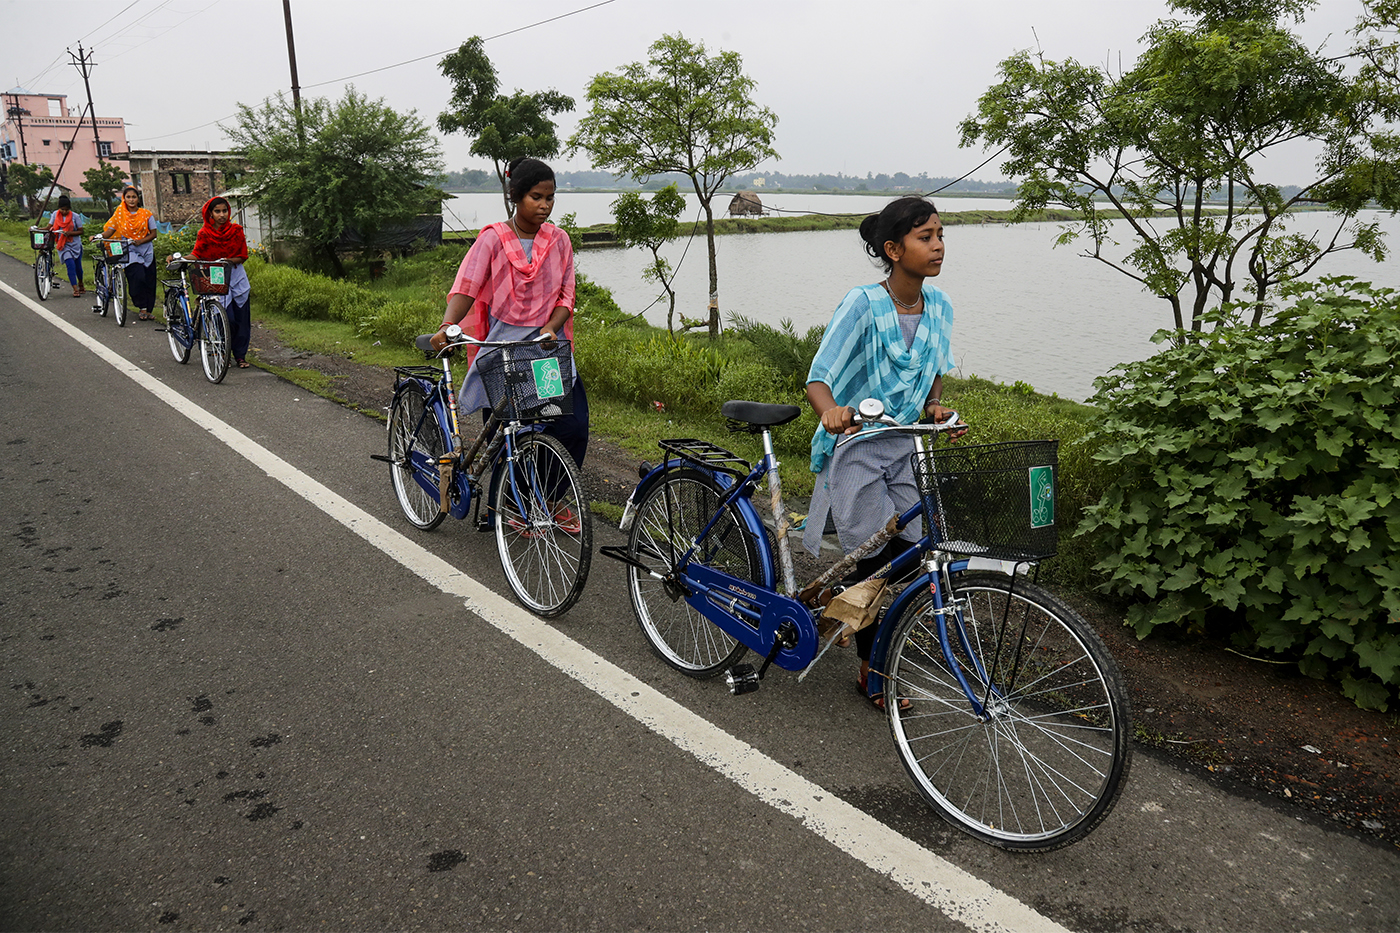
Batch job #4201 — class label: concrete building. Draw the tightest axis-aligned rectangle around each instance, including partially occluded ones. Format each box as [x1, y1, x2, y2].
[124, 149, 252, 226]
[2, 88, 131, 198]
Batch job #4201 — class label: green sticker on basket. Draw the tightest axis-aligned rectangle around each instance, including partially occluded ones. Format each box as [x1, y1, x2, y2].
[1029, 465, 1055, 528]
[531, 357, 565, 399]
[33, 232, 44, 247]
[209, 265, 225, 285]
[110, 240, 123, 256]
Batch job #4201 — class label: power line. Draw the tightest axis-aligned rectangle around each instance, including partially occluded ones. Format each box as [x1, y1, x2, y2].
[301, 0, 620, 90]
[133, 0, 621, 146]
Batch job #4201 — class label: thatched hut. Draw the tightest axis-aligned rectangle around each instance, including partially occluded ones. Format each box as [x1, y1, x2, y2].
[727, 191, 764, 216]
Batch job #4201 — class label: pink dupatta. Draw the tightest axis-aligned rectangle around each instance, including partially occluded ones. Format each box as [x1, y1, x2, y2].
[449, 222, 575, 362]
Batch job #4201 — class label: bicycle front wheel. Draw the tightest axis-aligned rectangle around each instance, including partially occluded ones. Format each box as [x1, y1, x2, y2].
[110, 267, 127, 326]
[884, 572, 1131, 851]
[94, 265, 108, 316]
[165, 289, 191, 363]
[387, 385, 448, 531]
[35, 252, 52, 301]
[199, 299, 230, 383]
[491, 432, 592, 617]
[625, 469, 757, 677]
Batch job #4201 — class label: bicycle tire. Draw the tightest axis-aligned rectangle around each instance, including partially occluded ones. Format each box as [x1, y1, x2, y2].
[35, 252, 52, 301]
[199, 299, 230, 383]
[165, 289, 191, 363]
[94, 264, 108, 316]
[884, 572, 1131, 851]
[491, 432, 592, 617]
[625, 468, 757, 677]
[387, 385, 448, 531]
[111, 267, 127, 326]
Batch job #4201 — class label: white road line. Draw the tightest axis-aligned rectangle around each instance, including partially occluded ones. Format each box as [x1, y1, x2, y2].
[7, 278, 1069, 933]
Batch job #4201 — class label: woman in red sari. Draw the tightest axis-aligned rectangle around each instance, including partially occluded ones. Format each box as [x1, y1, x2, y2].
[430, 157, 588, 471]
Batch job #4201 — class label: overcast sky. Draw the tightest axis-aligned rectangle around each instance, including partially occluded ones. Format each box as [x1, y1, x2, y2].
[4, 0, 1377, 184]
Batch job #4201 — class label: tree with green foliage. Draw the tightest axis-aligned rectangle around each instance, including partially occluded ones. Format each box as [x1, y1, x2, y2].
[225, 87, 443, 277]
[8, 163, 55, 216]
[437, 37, 574, 218]
[570, 33, 779, 337]
[610, 185, 685, 333]
[82, 162, 128, 212]
[1079, 279, 1400, 710]
[960, 0, 1400, 337]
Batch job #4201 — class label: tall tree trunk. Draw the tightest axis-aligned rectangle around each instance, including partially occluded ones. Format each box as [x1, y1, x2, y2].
[702, 200, 719, 337]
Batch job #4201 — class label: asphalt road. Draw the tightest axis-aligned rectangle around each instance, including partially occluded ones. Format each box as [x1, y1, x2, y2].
[2, 256, 1397, 933]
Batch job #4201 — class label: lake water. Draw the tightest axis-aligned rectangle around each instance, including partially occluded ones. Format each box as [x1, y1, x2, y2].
[444, 192, 1400, 402]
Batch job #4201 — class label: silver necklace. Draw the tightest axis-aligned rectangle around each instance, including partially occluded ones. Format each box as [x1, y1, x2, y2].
[885, 278, 922, 310]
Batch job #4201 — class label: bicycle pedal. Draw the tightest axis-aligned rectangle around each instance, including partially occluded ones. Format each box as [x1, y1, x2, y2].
[725, 663, 760, 696]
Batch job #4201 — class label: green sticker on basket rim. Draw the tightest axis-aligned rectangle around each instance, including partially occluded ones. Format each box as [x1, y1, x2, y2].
[32, 232, 44, 247]
[209, 265, 225, 285]
[531, 357, 565, 399]
[109, 240, 123, 256]
[1029, 465, 1055, 528]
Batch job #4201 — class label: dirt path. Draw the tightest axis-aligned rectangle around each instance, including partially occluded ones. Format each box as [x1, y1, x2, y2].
[247, 320, 1399, 851]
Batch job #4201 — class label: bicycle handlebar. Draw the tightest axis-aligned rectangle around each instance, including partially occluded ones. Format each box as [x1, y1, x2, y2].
[417, 322, 561, 359]
[835, 398, 966, 449]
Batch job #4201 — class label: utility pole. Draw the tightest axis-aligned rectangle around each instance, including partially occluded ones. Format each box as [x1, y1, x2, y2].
[69, 44, 105, 165]
[5, 93, 30, 164]
[283, 0, 303, 134]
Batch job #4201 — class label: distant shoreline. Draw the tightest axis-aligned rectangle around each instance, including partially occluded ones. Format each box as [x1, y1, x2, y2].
[442, 205, 1141, 247]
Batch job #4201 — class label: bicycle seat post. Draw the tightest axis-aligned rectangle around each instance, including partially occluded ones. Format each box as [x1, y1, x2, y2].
[759, 425, 798, 597]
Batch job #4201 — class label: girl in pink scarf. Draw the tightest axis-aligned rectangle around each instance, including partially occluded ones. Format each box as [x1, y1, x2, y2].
[433, 157, 588, 468]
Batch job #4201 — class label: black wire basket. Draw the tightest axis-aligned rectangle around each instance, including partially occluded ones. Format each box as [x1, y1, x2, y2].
[913, 439, 1060, 562]
[476, 340, 574, 422]
[29, 227, 53, 250]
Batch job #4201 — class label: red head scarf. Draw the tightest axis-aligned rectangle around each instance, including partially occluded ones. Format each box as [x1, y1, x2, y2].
[192, 197, 248, 262]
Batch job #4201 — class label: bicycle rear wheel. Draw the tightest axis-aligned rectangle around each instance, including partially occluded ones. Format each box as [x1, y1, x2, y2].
[491, 432, 592, 617]
[35, 252, 52, 301]
[884, 573, 1131, 850]
[387, 385, 448, 531]
[199, 299, 230, 383]
[110, 267, 128, 326]
[165, 289, 191, 363]
[625, 468, 757, 677]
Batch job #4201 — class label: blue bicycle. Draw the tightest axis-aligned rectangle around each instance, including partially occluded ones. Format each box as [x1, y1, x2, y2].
[603, 398, 1131, 850]
[380, 325, 592, 617]
[91, 236, 128, 326]
[161, 254, 232, 384]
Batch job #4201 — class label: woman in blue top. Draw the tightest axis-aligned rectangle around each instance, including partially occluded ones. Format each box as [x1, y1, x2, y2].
[804, 196, 960, 708]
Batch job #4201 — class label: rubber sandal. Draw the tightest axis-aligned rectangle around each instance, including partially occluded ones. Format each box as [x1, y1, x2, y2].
[138, 311, 154, 321]
[857, 675, 911, 712]
[552, 505, 582, 535]
[237, 359, 250, 368]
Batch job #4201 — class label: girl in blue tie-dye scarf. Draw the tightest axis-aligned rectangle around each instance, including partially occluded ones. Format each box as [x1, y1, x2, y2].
[804, 196, 962, 708]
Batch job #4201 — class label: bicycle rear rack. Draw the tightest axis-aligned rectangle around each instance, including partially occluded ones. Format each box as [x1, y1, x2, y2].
[657, 438, 750, 478]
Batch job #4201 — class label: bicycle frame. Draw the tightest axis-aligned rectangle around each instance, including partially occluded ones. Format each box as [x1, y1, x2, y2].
[390, 354, 542, 528]
[617, 419, 1031, 703]
[164, 271, 197, 349]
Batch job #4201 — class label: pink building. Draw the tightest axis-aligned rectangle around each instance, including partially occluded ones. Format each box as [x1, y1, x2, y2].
[2, 87, 131, 199]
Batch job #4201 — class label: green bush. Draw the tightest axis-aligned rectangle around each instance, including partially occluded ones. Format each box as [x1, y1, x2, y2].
[354, 298, 441, 346]
[1078, 278, 1400, 710]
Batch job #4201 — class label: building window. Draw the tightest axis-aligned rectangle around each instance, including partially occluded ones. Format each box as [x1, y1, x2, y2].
[97, 141, 112, 157]
[61, 140, 72, 151]
[41, 139, 51, 147]
[171, 173, 192, 194]
[48, 99, 62, 117]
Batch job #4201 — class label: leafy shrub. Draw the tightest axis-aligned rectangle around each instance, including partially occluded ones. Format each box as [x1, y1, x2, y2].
[1078, 278, 1400, 710]
[354, 298, 441, 346]
[725, 314, 826, 390]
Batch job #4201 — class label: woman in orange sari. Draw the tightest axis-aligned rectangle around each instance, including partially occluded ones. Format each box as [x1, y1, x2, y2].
[101, 185, 158, 320]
